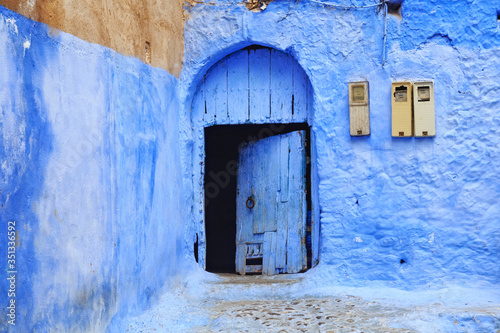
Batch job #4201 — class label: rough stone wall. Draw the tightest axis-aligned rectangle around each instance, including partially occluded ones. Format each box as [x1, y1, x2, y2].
[180, 0, 500, 289]
[0, 7, 185, 331]
[0, 0, 184, 76]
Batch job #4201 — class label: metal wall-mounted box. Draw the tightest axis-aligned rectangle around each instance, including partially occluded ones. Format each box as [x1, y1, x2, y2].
[348, 81, 370, 136]
[413, 81, 435, 137]
[391, 82, 413, 137]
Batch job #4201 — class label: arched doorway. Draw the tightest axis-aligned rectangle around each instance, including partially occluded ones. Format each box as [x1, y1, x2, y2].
[191, 45, 318, 275]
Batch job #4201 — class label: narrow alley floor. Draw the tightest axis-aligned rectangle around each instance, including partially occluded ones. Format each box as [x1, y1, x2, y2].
[124, 271, 500, 332]
[200, 295, 415, 332]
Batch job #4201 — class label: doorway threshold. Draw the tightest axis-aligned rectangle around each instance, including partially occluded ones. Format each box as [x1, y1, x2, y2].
[211, 272, 304, 285]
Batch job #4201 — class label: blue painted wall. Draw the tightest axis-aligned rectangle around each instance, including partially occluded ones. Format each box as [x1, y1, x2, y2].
[180, 0, 500, 289]
[0, 6, 185, 332]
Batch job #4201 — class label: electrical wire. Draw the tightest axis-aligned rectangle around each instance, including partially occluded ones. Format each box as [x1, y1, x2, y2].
[189, 0, 234, 5]
[278, 0, 300, 22]
[190, 0, 388, 8]
[308, 0, 387, 9]
[382, 0, 388, 66]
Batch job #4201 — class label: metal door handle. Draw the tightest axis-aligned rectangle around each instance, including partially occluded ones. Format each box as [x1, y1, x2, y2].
[246, 195, 255, 209]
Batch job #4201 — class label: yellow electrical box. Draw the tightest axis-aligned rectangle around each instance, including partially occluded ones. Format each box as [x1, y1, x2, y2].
[413, 81, 435, 137]
[391, 82, 413, 137]
[348, 81, 370, 136]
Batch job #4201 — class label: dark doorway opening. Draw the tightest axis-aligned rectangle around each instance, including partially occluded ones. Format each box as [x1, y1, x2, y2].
[204, 123, 311, 273]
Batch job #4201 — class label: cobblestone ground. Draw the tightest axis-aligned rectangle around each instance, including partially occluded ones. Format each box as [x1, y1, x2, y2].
[125, 274, 500, 333]
[201, 297, 415, 332]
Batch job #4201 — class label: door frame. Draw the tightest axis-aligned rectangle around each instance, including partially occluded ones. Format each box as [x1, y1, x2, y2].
[189, 46, 320, 272]
[195, 123, 320, 272]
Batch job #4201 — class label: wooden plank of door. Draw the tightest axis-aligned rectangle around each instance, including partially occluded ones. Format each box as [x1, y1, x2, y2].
[310, 130, 320, 267]
[276, 200, 288, 269]
[252, 139, 265, 234]
[249, 48, 271, 122]
[227, 49, 249, 124]
[252, 135, 278, 234]
[286, 130, 307, 273]
[237, 141, 266, 276]
[263, 232, 277, 275]
[276, 137, 290, 269]
[215, 60, 229, 123]
[245, 265, 263, 274]
[204, 60, 226, 124]
[236, 142, 254, 245]
[280, 137, 290, 202]
[292, 62, 308, 122]
[192, 77, 205, 124]
[270, 49, 293, 123]
[236, 244, 246, 275]
[307, 77, 313, 123]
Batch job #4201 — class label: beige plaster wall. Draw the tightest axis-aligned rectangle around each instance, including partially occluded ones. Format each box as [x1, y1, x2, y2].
[1, 0, 184, 76]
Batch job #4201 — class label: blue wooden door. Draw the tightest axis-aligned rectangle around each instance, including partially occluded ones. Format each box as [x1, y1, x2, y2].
[236, 130, 307, 275]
